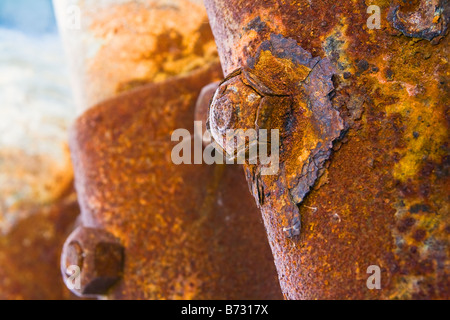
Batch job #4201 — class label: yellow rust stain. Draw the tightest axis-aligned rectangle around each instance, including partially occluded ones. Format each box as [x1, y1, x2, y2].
[369, 78, 447, 182]
[253, 50, 312, 84]
[322, 19, 352, 70]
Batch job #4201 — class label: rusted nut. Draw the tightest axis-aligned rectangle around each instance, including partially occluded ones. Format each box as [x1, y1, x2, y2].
[61, 226, 124, 297]
[208, 69, 266, 158]
[195, 81, 220, 147]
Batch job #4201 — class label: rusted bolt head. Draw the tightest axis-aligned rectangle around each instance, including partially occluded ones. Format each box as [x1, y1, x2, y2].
[208, 70, 262, 158]
[61, 226, 124, 297]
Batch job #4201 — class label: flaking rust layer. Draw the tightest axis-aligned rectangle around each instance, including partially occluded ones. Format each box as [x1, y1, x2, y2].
[205, 0, 449, 299]
[208, 34, 344, 237]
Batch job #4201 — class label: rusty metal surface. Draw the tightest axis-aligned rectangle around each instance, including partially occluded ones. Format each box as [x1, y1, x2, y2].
[54, 0, 282, 299]
[0, 190, 79, 299]
[54, 0, 219, 113]
[62, 226, 124, 297]
[389, 0, 449, 41]
[205, 0, 449, 299]
[207, 36, 344, 238]
[67, 64, 282, 299]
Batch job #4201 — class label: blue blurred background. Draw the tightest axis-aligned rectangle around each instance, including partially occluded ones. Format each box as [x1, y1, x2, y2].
[0, 0, 57, 34]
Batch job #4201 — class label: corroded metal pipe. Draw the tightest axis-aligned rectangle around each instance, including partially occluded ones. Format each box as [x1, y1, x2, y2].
[56, 0, 282, 299]
[205, 0, 449, 299]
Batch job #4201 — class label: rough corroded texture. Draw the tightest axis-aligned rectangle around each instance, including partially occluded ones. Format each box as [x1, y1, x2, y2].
[0, 190, 80, 299]
[69, 65, 282, 299]
[389, 0, 449, 41]
[207, 35, 344, 238]
[56, 0, 282, 299]
[205, 0, 449, 299]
